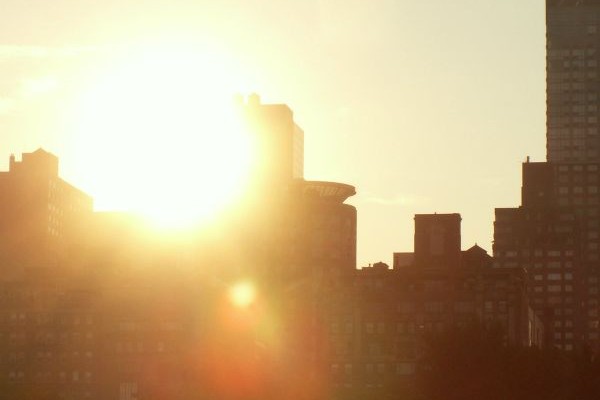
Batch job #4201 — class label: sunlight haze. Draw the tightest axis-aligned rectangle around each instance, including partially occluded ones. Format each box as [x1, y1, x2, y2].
[70, 42, 254, 227]
[0, 0, 546, 266]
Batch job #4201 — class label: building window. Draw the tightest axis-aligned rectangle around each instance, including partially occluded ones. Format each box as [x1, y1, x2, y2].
[484, 301, 493, 313]
[565, 273, 573, 280]
[548, 285, 562, 293]
[344, 364, 352, 375]
[424, 302, 444, 313]
[396, 363, 415, 376]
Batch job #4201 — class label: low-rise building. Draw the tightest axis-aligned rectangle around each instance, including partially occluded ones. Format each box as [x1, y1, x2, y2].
[324, 214, 542, 398]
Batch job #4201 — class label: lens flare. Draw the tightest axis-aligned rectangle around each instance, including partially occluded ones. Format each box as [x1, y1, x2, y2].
[229, 281, 256, 308]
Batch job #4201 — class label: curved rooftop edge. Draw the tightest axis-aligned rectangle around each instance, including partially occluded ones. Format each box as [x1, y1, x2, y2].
[296, 180, 356, 203]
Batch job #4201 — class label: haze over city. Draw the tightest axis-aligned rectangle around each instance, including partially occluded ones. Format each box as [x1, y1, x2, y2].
[3, 1, 600, 399]
[0, 1, 547, 267]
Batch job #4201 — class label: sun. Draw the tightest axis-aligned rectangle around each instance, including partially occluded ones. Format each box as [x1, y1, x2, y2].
[71, 42, 255, 228]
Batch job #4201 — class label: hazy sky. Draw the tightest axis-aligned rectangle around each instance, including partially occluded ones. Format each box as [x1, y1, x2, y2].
[0, 0, 547, 267]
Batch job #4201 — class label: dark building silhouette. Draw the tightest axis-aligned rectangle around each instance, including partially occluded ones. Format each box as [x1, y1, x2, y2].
[494, 0, 600, 352]
[495, 161, 599, 352]
[325, 214, 541, 399]
[269, 180, 357, 279]
[0, 149, 93, 263]
[0, 268, 102, 399]
[414, 213, 462, 269]
[546, 0, 600, 163]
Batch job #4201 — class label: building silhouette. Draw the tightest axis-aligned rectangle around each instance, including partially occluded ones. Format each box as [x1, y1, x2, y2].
[0, 96, 360, 399]
[0, 149, 93, 263]
[546, 0, 600, 163]
[494, 0, 600, 352]
[9, 5, 600, 388]
[413, 213, 462, 270]
[325, 213, 541, 399]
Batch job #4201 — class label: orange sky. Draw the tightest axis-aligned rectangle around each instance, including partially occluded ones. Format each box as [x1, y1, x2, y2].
[0, 1, 547, 267]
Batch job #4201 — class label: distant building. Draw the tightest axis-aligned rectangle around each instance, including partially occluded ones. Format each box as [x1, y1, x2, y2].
[0, 98, 357, 400]
[237, 94, 304, 187]
[494, 161, 599, 351]
[546, 0, 600, 163]
[493, 0, 600, 352]
[284, 180, 357, 276]
[0, 149, 93, 262]
[414, 213, 462, 269]
[226, 97, 356, 281]
[325, 214, 541, 398]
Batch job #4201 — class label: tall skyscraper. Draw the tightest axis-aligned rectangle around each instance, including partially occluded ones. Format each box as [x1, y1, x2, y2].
[494, 0, 600, 352]
[546, 0, 600, 163]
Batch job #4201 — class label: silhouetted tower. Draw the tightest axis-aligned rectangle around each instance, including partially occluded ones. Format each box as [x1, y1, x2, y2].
[239, 94, 304, 187]
[0, 149, 93, 262]
[414, 213, 462, 269]
[494, 0, 600, 352]
[546, 0, 600, 163]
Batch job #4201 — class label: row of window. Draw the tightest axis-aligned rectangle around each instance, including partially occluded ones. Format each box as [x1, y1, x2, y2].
[330, 362, 415, 376]
[503, 249, 574, 257]
[549, 72, 599, 82]
[549, 115, 599, 124]
[558, 185, 599, 194]
[558, 197, 600, 207]
[550, 127, 599, 137]
[0, 313, 95, 325]
[536, 272, 574, 280]
[116, 342, 166, 353]
[533, 284, 573, 293]
[549, 59, 599, 68]
[548, 47, 597, 58]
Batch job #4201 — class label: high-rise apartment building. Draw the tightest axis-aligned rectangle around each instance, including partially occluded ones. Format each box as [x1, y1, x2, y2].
[494, 161, 599, 351]
[494, 0, 600, 352]
[546, 0, 600, 163]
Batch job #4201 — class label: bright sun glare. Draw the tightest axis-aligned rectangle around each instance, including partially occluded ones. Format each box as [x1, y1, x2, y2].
[229, 281, 256, 308]
[73, 42, 254, 229]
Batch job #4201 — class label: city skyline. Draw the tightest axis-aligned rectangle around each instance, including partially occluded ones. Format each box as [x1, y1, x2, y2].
[2, 2, 600, 398]
[0, 1, 547, 267]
